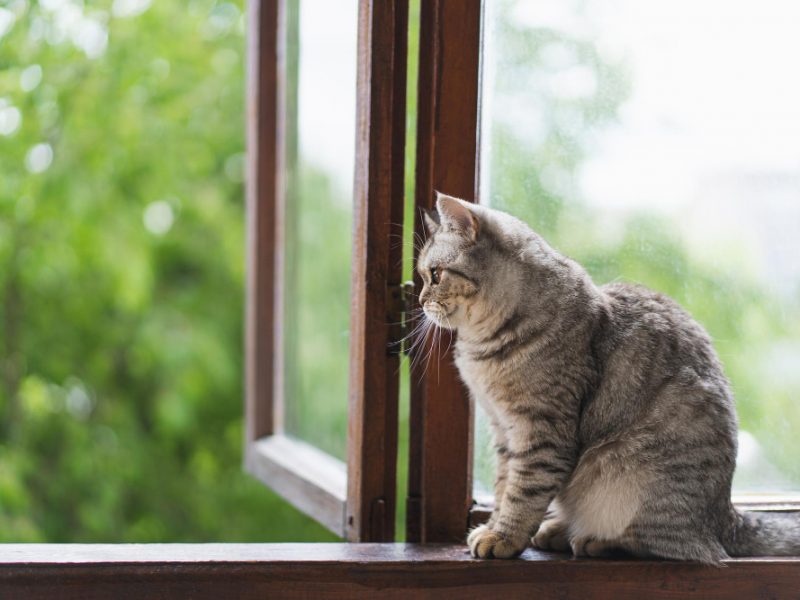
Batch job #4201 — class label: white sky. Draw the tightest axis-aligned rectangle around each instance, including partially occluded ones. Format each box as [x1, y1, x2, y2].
[296, 0, 800, 282]
[296, 0, 358, 199]
[481, 0, 800, 291]
[508, 0, 800, 212]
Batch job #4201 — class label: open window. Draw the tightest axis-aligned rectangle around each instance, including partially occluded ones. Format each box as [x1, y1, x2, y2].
[2, 0, 800, 597]
[243, 0, 800, 545]
[244, 0, 408, 541]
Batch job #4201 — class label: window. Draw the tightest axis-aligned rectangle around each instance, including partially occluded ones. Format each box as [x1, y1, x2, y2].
[245, 0, 800, 542]
[244, 0, 408, 541]
[1, 0, 799, 596]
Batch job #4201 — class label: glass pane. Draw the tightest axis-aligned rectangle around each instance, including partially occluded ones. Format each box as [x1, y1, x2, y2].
[394, 0, 422, 540]
[282, 0, 358, 460]
[477, 0, 800, 496]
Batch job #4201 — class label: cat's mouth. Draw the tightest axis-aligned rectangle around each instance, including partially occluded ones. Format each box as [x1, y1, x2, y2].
[423, 301, 455, 329]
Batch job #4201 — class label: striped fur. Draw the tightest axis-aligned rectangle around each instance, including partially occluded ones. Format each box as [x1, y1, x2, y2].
[418, 193, 800, 564]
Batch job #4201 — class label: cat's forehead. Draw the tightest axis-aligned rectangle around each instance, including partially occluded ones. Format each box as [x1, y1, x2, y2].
[419, 232, 465, 268]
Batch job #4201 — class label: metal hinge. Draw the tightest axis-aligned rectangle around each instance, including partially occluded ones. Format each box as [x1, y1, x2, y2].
[387, 281, 415, 356]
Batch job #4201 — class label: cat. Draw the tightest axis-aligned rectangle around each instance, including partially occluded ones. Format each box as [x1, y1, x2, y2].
[416, 191, 800, 563]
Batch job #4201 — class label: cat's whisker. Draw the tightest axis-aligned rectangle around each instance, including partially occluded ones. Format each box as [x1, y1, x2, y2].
[436, 322, 443, 385]
[395, 319, 429, 375]
[442, 314, 454, 357]
[396, 320, 430, 347]
[387, 310, 423, 328]
[406, 318, 432, 367]
[415, 321, 436, 380]
[423, 320, 443, 383]
[418, 208, 431, 244]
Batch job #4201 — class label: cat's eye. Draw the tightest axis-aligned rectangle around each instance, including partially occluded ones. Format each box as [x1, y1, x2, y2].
[430, 268, 440, 284]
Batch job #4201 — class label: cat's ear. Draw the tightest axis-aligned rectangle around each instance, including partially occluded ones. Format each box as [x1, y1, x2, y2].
[436, 191, 479, 241]
[422, 208, 440, 236]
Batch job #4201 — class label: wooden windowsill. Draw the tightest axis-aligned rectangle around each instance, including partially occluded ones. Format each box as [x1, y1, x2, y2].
[1, 543, 799, 599]
[245, 434, 347, 537]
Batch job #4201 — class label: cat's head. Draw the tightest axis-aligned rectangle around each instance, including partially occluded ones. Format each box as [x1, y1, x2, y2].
[417, 192, 535, 334]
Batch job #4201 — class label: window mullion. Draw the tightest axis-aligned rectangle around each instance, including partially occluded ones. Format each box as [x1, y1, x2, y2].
[406, 0, 483, 543]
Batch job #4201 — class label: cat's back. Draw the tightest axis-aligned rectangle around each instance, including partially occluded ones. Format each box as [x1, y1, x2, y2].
[575, 281, 735, 450]
[595, 280, 729, 400]
[600, 281, 713, 352]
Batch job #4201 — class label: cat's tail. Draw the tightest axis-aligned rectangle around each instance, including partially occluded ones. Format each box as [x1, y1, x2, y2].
[724, 509, 800, 556]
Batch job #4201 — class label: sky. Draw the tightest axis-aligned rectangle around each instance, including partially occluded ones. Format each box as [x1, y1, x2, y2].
[296, 0, 358, 201]
[295, 0, 800, 290]
[480, 0, 800, 292]
[570, 0, 800, 211]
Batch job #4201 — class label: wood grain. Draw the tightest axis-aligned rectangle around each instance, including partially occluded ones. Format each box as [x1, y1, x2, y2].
[346, 0, 409, 542]
[407, 0, 482, 543]
[2, 544, 799, 599]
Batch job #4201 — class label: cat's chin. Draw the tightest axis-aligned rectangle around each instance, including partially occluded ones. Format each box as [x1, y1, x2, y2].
[422, 309, 456, 330]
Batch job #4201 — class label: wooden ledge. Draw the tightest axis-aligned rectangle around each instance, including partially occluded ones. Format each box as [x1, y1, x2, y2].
[1, 543, 799, 599]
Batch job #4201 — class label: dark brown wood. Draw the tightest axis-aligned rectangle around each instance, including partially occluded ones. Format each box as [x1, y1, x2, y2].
[407, 0, 482, 543]
[346, 0, 409, 542]
[245, 0, 279, 445]
[246, 435, 346, 535]
[2, 544, 799, 600]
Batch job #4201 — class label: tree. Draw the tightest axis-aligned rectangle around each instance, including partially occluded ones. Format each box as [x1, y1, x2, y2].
[0, 0, 333, 542]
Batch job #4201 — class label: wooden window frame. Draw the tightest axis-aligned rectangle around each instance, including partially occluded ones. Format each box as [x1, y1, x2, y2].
[244, 0, 408, 542]
[405, 0, 482, 543]
[3, 544, 799, 598]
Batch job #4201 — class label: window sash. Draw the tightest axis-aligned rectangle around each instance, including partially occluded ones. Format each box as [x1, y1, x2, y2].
[244, 0, 408, 541]
[406, 0, 482, 543]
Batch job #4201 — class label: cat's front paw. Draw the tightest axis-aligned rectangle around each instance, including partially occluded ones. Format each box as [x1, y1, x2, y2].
[467, 524, 526, 559]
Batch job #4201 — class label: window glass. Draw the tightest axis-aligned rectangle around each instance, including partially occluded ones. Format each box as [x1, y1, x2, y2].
[282, 0, 358, 460]
[476, 0, 800, 497]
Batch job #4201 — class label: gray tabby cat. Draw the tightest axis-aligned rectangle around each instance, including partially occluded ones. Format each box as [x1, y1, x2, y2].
[417, 192, 800, 564]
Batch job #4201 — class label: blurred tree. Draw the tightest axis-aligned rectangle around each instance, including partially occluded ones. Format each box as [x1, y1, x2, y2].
[0, 0, 334, 541]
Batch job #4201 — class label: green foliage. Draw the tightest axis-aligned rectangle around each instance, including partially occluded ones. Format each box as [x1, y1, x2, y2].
[1, 0, 334, 541]
[283, 165, 352, 460]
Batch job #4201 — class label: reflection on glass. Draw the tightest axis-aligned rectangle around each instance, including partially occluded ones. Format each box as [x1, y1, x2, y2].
[282, 0, 358, 460]
[476, 0, 800, 496]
